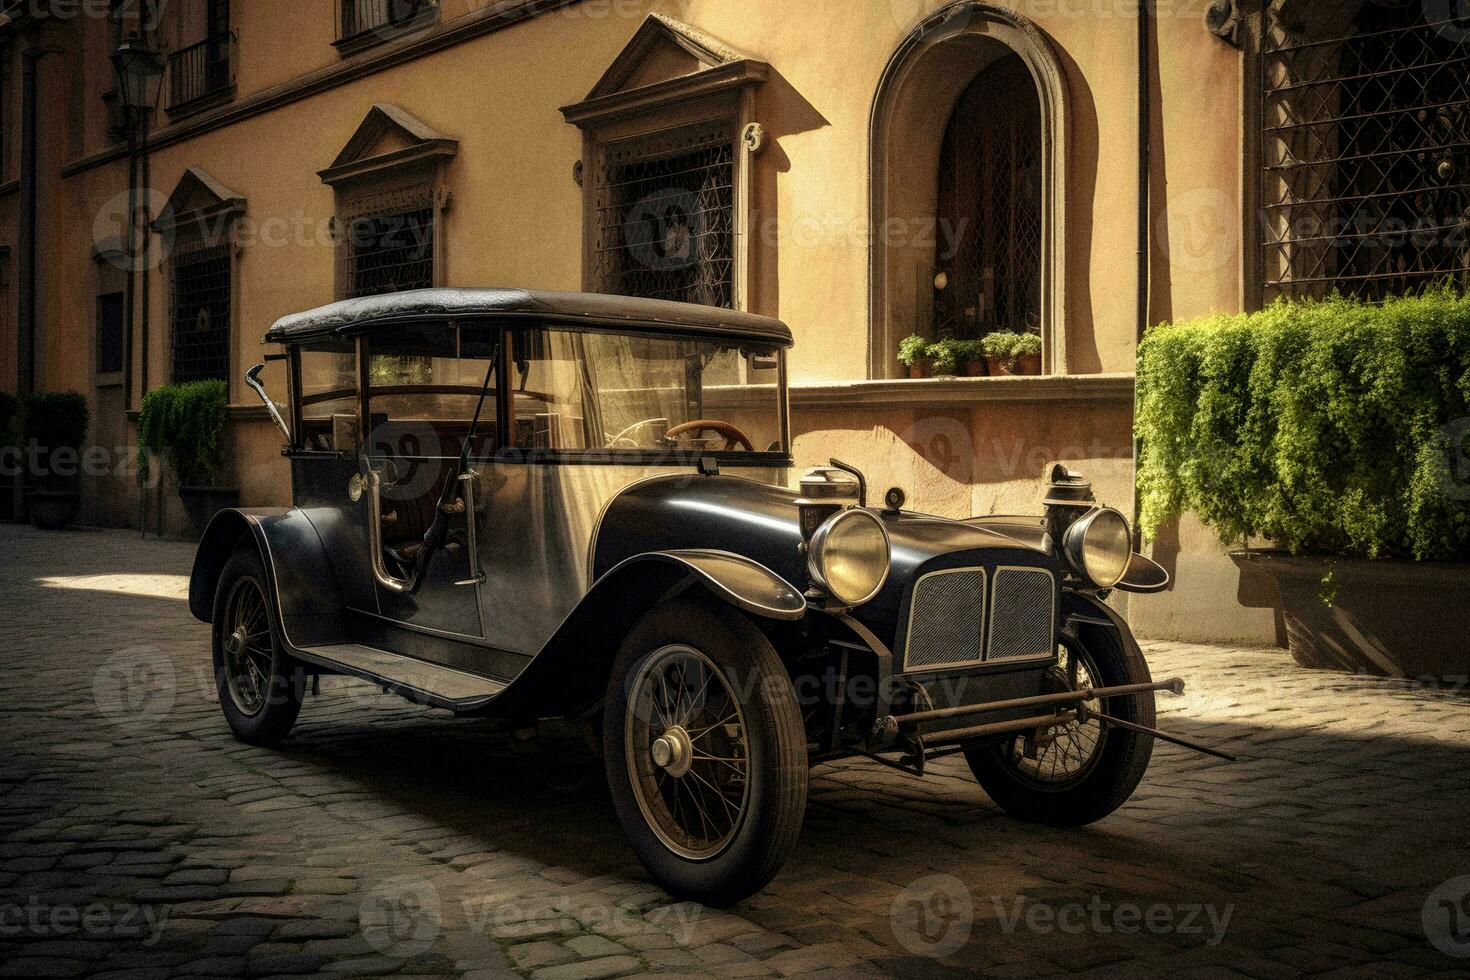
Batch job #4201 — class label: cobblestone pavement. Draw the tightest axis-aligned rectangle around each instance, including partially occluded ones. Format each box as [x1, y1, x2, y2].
[3, 525, 1470, 979]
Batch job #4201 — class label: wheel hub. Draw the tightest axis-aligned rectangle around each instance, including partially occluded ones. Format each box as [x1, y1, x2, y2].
[650, 725, 693, 778]
[225, 626, 249, 658]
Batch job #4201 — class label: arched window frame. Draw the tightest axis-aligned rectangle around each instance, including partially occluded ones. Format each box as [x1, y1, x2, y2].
[869, 1, 1069, 379]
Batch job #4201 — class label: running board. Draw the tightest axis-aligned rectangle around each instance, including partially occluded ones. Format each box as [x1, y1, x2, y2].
[291, 642, 508, 713]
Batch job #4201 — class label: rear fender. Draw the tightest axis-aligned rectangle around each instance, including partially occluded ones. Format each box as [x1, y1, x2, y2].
[490, 550, 805, 718]
[189, 508, 347, 648]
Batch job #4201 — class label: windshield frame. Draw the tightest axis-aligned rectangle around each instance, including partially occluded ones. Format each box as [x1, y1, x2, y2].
[288, 317, 793, 467]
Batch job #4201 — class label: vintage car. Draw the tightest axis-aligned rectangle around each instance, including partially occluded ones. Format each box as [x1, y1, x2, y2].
[189, 288, 1196, 904]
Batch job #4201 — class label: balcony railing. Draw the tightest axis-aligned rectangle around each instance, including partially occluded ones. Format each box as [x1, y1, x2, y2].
[339, 0, 437, 45]
[167, 31, 235, 113]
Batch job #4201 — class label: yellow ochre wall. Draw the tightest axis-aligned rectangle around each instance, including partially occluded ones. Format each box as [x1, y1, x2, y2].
[3, 1, 1268, 643]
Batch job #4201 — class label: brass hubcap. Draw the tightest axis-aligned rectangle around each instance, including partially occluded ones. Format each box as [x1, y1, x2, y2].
[651, 726, 694, 778]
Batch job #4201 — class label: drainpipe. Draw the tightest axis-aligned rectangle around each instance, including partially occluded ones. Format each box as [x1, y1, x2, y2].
[1131, 1, 1151, 552]
[14, 44, 40, 522]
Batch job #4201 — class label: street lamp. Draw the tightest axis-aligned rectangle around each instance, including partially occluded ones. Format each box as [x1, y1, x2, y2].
[110, 33, 165, 120]
[110, 33, 164, 537]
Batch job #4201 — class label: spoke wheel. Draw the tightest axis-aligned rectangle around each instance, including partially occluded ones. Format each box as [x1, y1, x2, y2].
[963, 617, 1156, 827]
[222, 575, 277, 718]
[212, 546, 305, 746]
[624, 644, 751, 861]
[1003, 646, 1106, 790]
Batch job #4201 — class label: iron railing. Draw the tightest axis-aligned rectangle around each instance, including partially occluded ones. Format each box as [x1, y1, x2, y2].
[594, 122, 736, 309]
[167, 31, 234, 111]
[339, 0, 436, 42]
[171, 243, 232, 384]
[1262, 5, 1470, 301]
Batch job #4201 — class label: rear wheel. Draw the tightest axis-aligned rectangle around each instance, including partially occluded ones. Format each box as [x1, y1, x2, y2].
[964, 624, 1155, 826]
[212, 546, 306, 746]
[604, 598, 807, 905]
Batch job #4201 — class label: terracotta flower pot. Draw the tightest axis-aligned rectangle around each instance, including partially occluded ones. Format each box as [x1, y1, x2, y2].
[907, 362, 932, 379]
[983, 355, 1013, 377]
[961, 359, 988, 377]
[1015, 353, 1042, 375]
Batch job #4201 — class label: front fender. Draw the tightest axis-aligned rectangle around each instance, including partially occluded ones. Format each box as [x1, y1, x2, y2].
[190, 508, 347, 648]
[487, 550, 804, 719]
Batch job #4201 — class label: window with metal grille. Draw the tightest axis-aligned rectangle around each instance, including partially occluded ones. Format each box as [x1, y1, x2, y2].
[170, 244, 231, 383]
[594, 123, 735, 309]
[935, 53, 1043, 337]
[340, 0, 435, 41]
[347, 208, 435, 299]
[96, 292, 124, 375]
[1262, 3, 1470, 301]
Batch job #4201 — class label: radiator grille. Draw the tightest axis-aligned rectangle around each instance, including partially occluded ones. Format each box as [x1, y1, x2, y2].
[987, 567, 1056, 662]
[903, 568, 985, 671]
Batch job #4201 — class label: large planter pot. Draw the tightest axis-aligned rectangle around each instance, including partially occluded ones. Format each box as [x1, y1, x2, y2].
[179, 486, 240, 538]
[1234, 551, 1470, 679]
[26, 490, 81, 530]
[961, 359, 988, 377]
[906, 362, 932, 379]
[1015, 353, 1042, 375]
[983, 355, 1013, 376]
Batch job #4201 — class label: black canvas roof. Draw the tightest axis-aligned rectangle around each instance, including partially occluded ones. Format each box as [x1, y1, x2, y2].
[265, 288, 794, 347]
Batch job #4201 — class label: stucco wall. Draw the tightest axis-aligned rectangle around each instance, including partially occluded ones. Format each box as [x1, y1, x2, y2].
[3, 1, 1276, 646]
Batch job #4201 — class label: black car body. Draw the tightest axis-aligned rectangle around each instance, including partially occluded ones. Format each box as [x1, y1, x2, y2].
[190, 288, 1177, 903]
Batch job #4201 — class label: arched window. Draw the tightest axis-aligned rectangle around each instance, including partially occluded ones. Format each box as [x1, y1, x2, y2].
[934, 54, 1043, 339]
[870, 2, 1066, 379]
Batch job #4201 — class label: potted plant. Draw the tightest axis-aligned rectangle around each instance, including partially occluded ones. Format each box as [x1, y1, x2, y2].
[1136, 289, 1470, 679]
[897, 334, 932, 378]
[952, 339, 987, 377]
[138, 380, 237, 538]
[928, 338, 959, 377]
[981, 331, 1019, 375]
[22, 391, 90, 530]
[1013, 332, 1043, 375]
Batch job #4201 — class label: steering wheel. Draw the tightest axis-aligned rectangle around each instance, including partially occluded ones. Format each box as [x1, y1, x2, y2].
[663, 420, 755, 452]
[609, 417, 669, 449]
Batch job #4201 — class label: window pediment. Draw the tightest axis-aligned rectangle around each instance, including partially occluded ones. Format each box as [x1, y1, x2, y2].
[562, 14, 767, 129]
[152, 167, 247, 238]
[318, 104, 459, 188]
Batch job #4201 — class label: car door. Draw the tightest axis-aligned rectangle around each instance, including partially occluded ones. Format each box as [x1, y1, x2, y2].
[361, 323, 496, 640]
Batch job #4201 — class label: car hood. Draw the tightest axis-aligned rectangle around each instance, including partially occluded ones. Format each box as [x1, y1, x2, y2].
[592, 475, 1058, 649]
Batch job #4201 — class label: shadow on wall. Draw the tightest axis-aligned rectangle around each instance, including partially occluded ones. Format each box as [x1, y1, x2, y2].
[751, 68, 830, 323]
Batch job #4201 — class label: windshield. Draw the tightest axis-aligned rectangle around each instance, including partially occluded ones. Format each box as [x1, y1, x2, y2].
[508, 327, 785, 455]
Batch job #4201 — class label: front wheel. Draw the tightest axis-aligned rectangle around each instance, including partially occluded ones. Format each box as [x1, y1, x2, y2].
[603, 598, 808, 906]
[964, 623, 1155, 827]
[212, 546, 306, 746]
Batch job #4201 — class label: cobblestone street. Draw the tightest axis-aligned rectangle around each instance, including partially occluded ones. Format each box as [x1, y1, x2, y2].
[2, 524, 1469, 978]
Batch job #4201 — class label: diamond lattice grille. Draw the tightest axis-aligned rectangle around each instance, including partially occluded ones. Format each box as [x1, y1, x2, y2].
[1262, 4, 1470, 301]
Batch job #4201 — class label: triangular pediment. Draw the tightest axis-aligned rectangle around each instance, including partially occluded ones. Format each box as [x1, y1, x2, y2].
[166, 167, 246, 218]
[584, 13, 752, 101]
[324, 104, 455, 173]
[152, 167, 246, 236]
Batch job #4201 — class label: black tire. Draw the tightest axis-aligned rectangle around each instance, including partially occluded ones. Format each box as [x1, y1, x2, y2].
[603, 597, 807, 906]
[212, 545, 306, 746]
[964, 623, 1155, 827]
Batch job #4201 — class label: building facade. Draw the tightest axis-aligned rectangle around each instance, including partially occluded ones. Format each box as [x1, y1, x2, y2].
[1, 0, 1466, 645]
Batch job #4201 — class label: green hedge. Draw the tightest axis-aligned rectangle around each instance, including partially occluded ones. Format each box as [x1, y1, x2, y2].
[1136, 289, 1470, 561]
[23, 391, 90, 452]
[137, 381, 229, 488]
